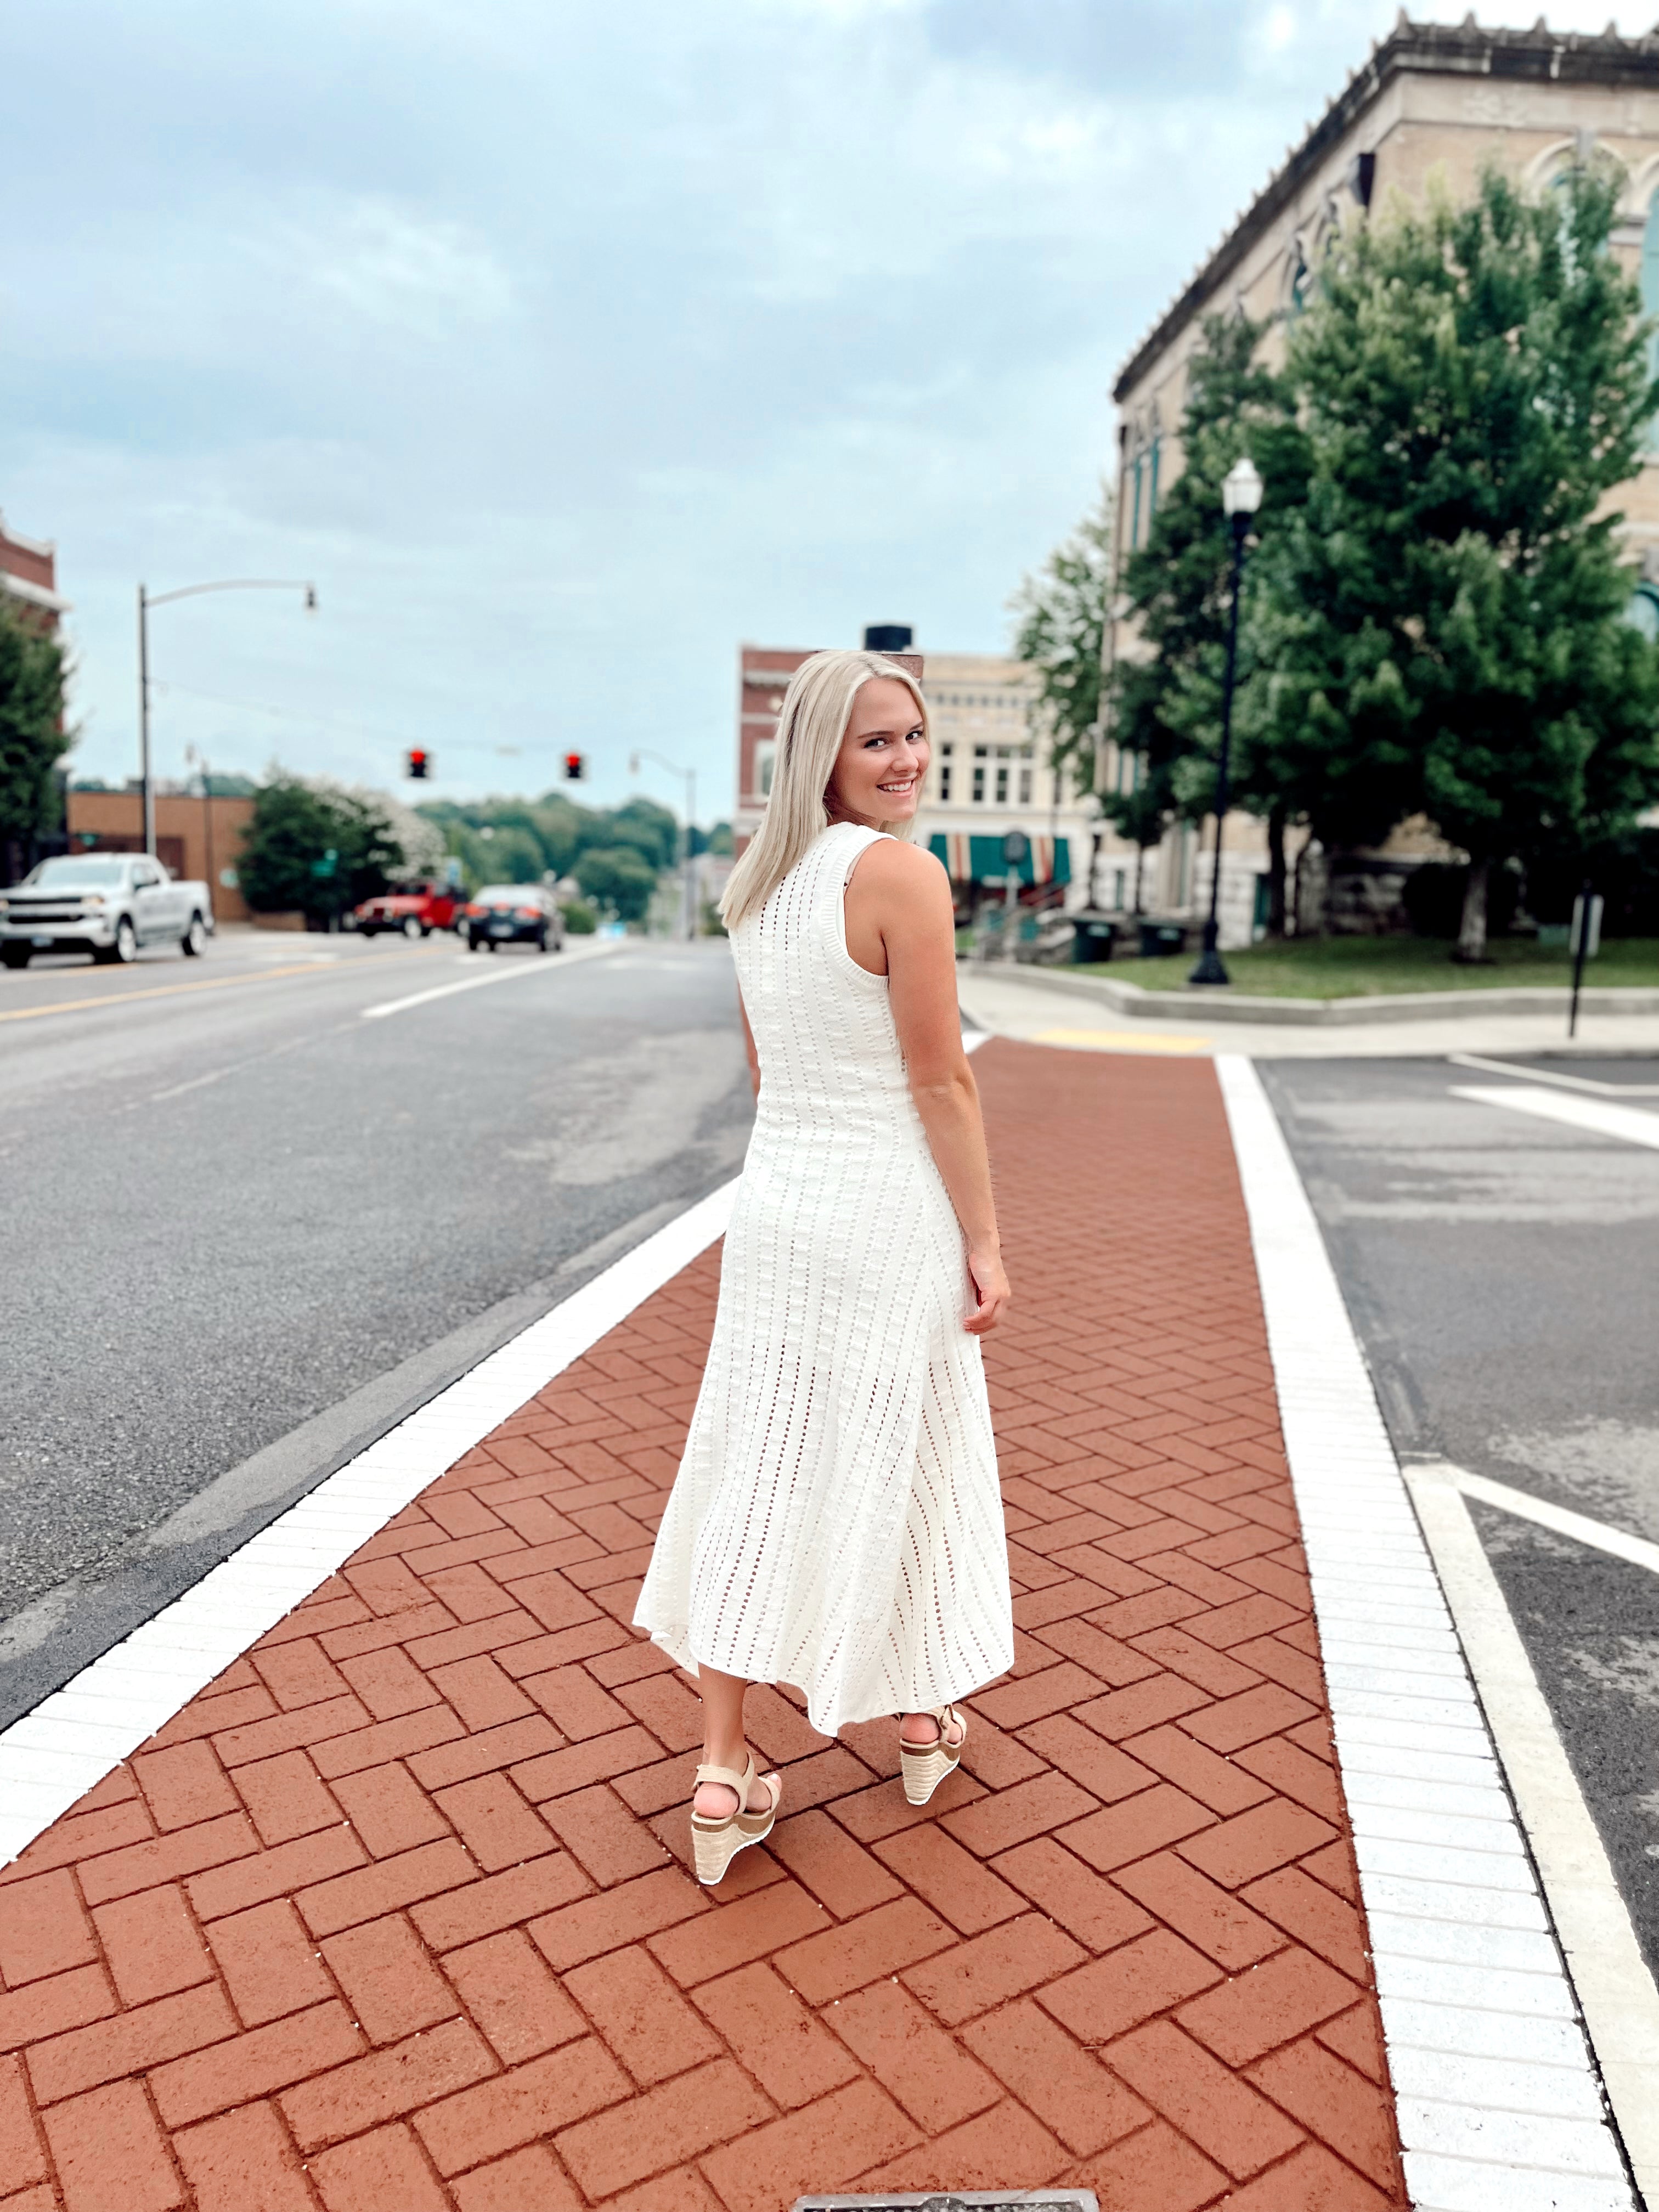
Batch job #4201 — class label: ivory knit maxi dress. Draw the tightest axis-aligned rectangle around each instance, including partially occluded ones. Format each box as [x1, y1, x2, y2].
[635, 821, 1013, 1736]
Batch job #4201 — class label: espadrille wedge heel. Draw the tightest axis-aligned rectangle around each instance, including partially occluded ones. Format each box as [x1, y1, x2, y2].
[899, 1705, 967, 1807]
[690, 1754, 781, 1886]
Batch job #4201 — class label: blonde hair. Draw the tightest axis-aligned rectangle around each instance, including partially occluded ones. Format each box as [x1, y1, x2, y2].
[720, 649, 928, 932]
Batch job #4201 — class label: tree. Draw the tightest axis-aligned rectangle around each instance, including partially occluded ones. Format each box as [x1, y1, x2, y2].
[1255, 163, 1659, 957]
[1112, 313, 1310, 928]
[573, 844, 657, 921]
[238, 777, 408, 921]
[1010, 481, 1115, 795]
[0, 600, 69, 847]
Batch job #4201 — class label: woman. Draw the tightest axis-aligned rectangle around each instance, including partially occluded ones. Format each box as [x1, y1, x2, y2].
[634, 648, 1013, 1885]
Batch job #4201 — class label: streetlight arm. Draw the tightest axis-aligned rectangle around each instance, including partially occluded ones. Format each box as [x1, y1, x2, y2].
[145, 579, 317, 610]
[630, 747, 689, 779]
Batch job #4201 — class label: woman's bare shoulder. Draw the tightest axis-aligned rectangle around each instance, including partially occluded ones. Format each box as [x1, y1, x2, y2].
[849, 836, 950, 901]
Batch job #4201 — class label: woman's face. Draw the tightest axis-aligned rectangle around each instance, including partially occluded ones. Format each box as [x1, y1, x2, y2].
[825, 678, 930, 829]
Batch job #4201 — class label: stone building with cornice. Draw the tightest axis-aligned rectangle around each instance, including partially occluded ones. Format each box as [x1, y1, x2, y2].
[1100, 14, 1659, 939]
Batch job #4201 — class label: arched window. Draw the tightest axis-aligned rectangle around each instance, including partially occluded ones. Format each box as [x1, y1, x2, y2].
[1626, 581, 1659, 640]
[1641, 189, 1659, 450]
[1287, 240, 1311, 319]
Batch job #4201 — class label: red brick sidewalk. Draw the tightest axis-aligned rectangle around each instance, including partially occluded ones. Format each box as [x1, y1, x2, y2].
[0, 1043, 1406, 2212]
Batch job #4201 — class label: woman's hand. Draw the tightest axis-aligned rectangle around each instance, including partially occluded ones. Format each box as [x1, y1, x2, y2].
[965, 1244, 1009, 1335]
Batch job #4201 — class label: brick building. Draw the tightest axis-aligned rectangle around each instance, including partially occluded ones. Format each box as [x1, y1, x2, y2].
[0, 510, 67, 635]
[1102, 14, 1659, 939]
[66, 789, 257, 922]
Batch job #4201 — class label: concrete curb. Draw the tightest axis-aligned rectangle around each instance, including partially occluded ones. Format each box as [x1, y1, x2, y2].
[975, 961, 1659, 1029]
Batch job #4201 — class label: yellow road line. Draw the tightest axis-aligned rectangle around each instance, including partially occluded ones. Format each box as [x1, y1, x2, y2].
[0, 953, 433, 1024]
[1031, 1027, 1213, 1055]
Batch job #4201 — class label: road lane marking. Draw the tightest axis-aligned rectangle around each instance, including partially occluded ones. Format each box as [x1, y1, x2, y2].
[149, 1067, 237, 1102]
[1404, 1462, 1659, 2209]
[1449, 1053, 1659, 1098]
[1431, 1462, 1659, 1578]
[1451, 1084, 1659, 1150]
[0, 952, 435, 1024]
[1217, 1056, 1641, 2210]
[0, 1176, 738, 1870]
[359, 938, 618, 1019]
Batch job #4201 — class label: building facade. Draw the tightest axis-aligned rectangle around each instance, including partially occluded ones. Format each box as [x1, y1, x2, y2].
[733, 641, 1094, 916]
[0, 511, 67, 635]
[913, 652, 1093, 910]
[1104, 15, 1659, 938]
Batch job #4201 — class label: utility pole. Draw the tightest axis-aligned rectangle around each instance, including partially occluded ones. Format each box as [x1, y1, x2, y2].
[185, 745, 216, 918]
[630, 751, 698, 941]
[138, 586, 154, 857]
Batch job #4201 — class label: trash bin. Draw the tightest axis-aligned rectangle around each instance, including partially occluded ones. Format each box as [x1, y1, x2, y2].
[1072, 918, 1115, 964]
[1137, 921, 1187, 959]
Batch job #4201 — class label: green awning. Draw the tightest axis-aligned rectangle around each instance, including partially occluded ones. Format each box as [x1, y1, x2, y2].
[930, 832, 1069, 886]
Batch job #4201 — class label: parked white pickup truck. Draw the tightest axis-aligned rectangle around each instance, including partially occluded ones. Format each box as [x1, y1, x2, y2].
[0, 854, 213, 968]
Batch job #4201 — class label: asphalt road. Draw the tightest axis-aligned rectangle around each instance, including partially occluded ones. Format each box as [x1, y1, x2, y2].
[1261, 1053, 1659, 1984]
[0, 928, 752, 1722]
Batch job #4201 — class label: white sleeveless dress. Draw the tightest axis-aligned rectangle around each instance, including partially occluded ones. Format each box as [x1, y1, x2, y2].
[635, 822, 1013, 1736]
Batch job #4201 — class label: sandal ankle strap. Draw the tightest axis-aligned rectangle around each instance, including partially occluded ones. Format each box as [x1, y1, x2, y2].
[695, 1755, 754, 1795]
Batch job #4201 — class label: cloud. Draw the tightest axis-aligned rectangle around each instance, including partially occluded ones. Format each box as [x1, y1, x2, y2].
[7, 0, 1653, 809]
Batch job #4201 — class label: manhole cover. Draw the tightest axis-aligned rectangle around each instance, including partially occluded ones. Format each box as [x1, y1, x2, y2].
[792, 2195, 1099, 2211]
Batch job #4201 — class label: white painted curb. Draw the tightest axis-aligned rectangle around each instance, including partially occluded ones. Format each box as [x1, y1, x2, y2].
[1216, 1056, 1637, 2212]
[0, 1177, 739, 1872]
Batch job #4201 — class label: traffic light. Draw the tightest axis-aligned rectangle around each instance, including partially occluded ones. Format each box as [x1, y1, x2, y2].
[564, 753, 585, 781]
[407, 749, 430, 780]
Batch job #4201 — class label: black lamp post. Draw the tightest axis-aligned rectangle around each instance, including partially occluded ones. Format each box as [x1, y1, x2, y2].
[1189, 456, 1263, 987]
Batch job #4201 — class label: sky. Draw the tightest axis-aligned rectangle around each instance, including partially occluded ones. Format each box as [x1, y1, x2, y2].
[6, 1, 1656, 819]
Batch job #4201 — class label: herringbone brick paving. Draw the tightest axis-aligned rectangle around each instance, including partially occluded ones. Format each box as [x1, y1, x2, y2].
[0, 1043, 1406, 2211]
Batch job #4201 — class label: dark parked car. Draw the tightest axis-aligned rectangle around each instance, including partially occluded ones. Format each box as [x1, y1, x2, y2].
[463, 884, 565, 952]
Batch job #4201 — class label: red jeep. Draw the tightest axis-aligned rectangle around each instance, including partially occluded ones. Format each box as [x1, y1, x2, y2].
[351, 883, 465, 938]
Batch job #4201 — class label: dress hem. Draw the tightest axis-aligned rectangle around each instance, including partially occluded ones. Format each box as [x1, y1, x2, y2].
[636, 1615, 1013, 1741]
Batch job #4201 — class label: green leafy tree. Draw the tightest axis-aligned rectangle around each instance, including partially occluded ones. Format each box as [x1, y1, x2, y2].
[0, 601, 69, 845]
[1113, 313, 1309, 928]
[1010, 481, 1115, 794]
[238, 778, 407, 921]
[1254, 163, 1659, 957]
[573, 843, 657, 921]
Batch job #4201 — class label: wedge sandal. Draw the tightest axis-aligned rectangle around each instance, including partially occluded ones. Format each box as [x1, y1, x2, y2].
[899, 1704, 967, 1807]
[690, 1754, 782, 1887]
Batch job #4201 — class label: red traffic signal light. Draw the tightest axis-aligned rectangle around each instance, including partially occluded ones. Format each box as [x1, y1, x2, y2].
[407, 749, 430, 780]
[564, 753, 585, 781]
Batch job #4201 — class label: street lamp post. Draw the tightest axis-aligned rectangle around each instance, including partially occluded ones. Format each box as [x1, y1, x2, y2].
[138, 579, 316, 856]
[1188, 457, 1263, 988]
[629, 750, 697, 940]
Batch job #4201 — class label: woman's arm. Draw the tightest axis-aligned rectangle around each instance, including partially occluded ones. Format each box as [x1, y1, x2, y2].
[845, 840, 1009, 1335]
[738, 993, 760, 1101]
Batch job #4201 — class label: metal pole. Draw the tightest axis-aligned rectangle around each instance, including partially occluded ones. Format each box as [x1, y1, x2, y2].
[1189, 513, 1246, 986]
[138, 584, 155, 856]
[201, 757, 216, 921]
[685, 769, 696, 941]
[1568, 876, 1593, 1039]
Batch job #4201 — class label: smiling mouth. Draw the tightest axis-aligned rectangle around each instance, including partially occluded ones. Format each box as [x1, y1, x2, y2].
[877, 777, 917, 794]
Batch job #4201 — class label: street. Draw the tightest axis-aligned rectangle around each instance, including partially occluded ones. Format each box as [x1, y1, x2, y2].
[1261, 1052, 1659, 1987]
[0, 930, 752, 1725]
